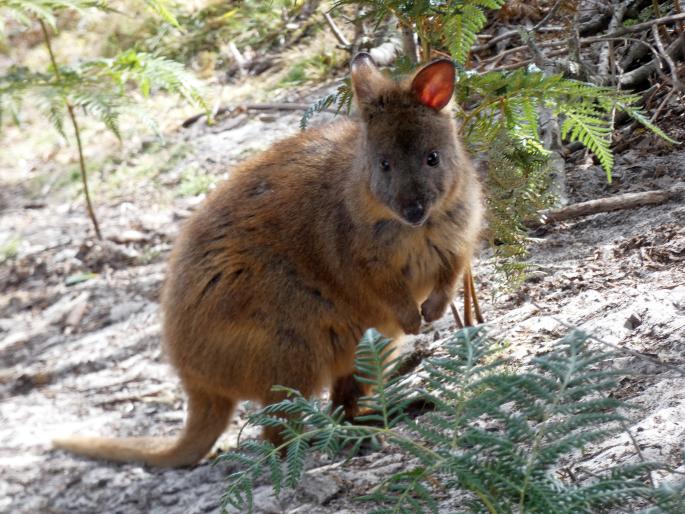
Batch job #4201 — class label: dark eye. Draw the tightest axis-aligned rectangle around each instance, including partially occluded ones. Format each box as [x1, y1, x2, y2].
[426, 151, 440, 167]
[380, 159, 391, 172]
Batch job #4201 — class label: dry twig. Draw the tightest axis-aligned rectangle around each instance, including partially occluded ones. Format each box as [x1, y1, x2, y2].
[651, 24, 685, 92]
[323, 11, 351, 48]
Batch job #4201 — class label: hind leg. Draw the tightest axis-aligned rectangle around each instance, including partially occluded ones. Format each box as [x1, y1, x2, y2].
[260, 383, 321, 449]
[331, 336, 402, 421]
[257, 350, 325, 448]
[331, 373, 371, 420]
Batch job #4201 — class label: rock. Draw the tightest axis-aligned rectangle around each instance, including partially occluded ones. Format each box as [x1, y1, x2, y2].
[173, 209, 193, 220]
[109, 230, 148, 244]
[65, 293, 91, 328]
[299, 473, 341, 504]
[76, 240, 138, 271]
[624, 313, 642, 330]
[109, 301, 146, 323]
[250, 484, 286, 513]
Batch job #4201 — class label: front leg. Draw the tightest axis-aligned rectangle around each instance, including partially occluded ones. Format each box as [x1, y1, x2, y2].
[395, 296, 422, 334]
[421, 288, 451, 323]
[380, 278, 422, 335]
[421, 251, 466, 323]
[364, 260, 421, 335]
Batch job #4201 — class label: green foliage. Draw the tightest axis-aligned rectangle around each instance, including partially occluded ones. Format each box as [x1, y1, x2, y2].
[221, 328, 682, 513]
[300, 80, 352, 129]
[455, 68, 666, 180]
[177, 165, 216, 197]
[0, 52, 205, 140]
[220, 331, 406, 511]
[134, 0, 311, 65]
[443, 0, 508, 65]
[334, 0, 507, 65]
[277, 51, 343, 88]
[0, 0, 178, 37]
[484, 132, 553, 284]
[0, 0, 206, 237]
[0, 0, 204, 137]
[0, 0, 105, 36]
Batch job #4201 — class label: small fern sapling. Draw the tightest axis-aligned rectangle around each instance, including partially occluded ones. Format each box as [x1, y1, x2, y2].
[220, 328, 683, 513]
[0, 0, 207, 239]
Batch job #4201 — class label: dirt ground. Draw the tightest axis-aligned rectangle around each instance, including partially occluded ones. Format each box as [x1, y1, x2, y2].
[1, 96, 684, 513]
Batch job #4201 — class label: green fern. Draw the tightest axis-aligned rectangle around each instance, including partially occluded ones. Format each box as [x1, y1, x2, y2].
[0, 53, 206, 137]
[485, 131, 553, 285]
[558, 103, 614, 180]
[141, 0, 179, 28]
[0, 0, 115, 42]
[445, 1, 507, 65]
[220, 331, 405, 511]
[333, 0, 506, 65]
[300, 80, 353, 129]
[220, 328, 682, 513]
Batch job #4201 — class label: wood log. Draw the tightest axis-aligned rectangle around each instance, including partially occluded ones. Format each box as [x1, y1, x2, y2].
[529, 184, 685, 227]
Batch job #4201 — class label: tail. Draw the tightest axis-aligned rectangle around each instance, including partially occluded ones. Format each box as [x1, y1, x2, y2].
[53, 389, 235, 467]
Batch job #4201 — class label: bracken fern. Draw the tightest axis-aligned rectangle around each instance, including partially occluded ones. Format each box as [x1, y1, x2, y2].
[220, 328, 684, 513]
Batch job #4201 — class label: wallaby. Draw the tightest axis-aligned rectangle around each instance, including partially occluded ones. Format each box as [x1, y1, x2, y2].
[53, 54, 483, 467]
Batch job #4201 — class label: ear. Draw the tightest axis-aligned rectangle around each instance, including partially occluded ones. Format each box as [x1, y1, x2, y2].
[350, 53, 385, 106]
[410, 59, 455, 111]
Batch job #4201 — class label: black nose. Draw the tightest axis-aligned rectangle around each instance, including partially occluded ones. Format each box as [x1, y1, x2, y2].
[401, 201, 425, 225]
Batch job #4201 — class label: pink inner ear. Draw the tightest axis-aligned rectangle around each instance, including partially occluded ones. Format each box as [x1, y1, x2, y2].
[411, 61, 455, 111]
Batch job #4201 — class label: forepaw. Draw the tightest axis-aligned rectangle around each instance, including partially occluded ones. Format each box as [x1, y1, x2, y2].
[399, 307, 422, 335]
[421, 291, 449, 323]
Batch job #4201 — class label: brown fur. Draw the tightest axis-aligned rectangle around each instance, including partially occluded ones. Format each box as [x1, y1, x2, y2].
[53, 55, 483, 467]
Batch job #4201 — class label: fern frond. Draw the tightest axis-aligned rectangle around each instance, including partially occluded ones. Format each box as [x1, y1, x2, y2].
[141, 0, 179, 28]
[37, 87, 67, 137]
[301, 81, 352, 129]
[446, 4, 488, 65]
[616, 102, 679, 144]
[354, 329, 410, 429]
[0, 0, 107, 29]
[558, 103, 614, 180]
[70, 86, 123, 140]
[97, 50, 207, 109]
[221, 326, 680, 513]
[0, 90, 22, 127]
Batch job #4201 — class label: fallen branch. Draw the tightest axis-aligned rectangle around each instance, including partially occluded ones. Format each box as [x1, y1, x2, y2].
[651, 24, 685, 91]
[182, 102, 345, 128]
[471, 26, 564, 52]
[584, 12, 685, 44]
[597, 1, 630, 81]
[476, 12, 685, 73]
[620, 31, 685, 88]
[529, 185, 685, 227]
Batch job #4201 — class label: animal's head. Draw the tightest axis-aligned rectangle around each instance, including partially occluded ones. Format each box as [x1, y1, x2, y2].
[351, 53, 464, 227]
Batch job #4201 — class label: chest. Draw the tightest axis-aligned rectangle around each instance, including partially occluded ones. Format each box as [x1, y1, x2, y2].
[369, 219, 457, 300]
[402, 233, 452, 301]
